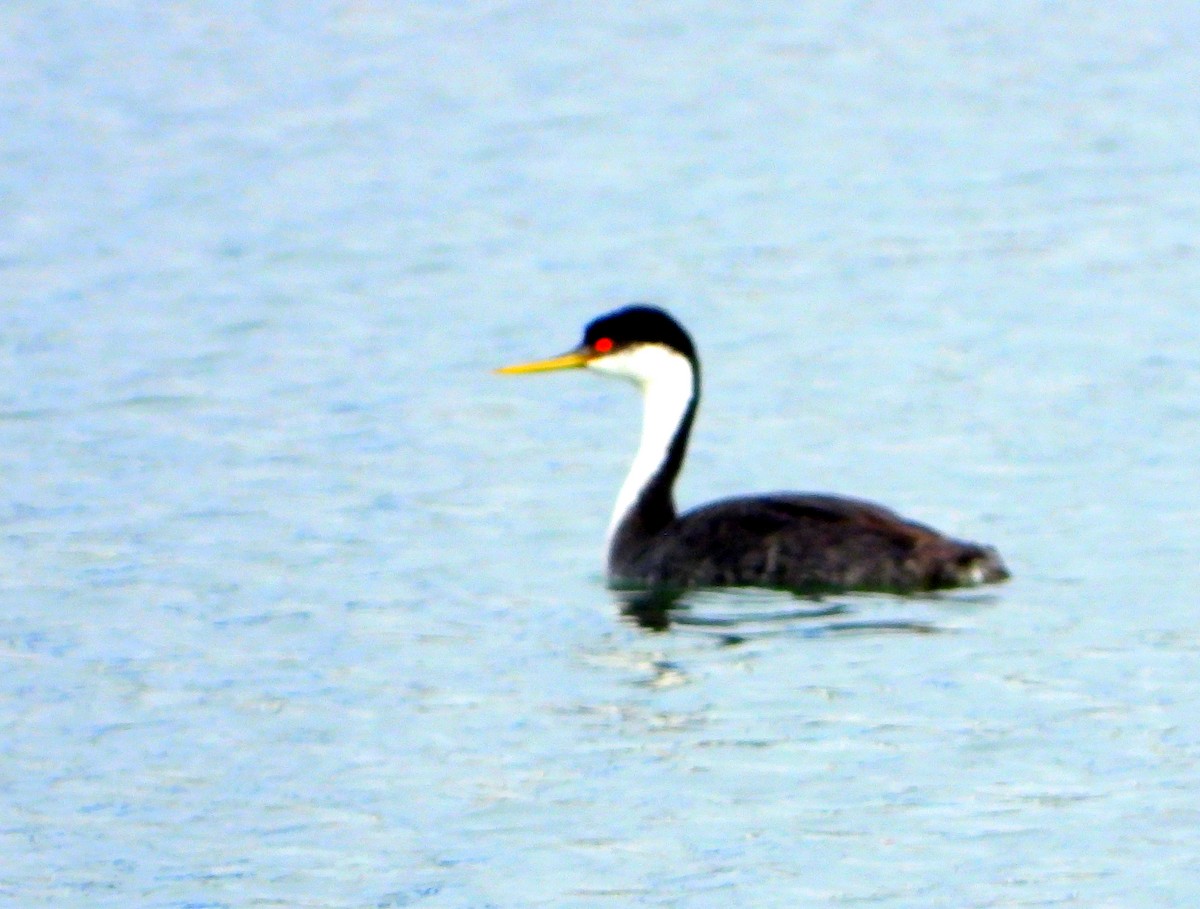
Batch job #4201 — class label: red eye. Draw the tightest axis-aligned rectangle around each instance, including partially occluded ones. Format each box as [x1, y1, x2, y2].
[594, 337, 614, 353]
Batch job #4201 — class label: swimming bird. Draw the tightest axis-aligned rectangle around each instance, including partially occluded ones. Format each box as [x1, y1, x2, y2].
[497, 305, 1008, 594]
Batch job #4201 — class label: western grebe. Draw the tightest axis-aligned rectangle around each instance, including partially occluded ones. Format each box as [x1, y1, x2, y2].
[497, 305, 1008, 593]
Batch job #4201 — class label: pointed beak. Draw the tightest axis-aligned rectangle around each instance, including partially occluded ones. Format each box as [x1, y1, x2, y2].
[495, 347, 592, 375]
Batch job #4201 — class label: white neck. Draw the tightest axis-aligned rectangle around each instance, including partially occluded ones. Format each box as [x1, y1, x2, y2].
[587, 345, 696, 543]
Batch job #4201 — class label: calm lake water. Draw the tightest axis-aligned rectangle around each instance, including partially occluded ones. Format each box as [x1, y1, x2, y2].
[3, 3, 1200, 906]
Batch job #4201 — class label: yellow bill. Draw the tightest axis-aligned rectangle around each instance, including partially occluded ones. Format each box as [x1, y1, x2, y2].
[495, 348, 591, 375]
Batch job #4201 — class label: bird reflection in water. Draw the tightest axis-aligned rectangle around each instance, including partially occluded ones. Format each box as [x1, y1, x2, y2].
[612, 586, 949, 637]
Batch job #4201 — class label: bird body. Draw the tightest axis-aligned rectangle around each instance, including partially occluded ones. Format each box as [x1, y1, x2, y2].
[611, 492, 1003, 593]
[498, 305, 1007, 594]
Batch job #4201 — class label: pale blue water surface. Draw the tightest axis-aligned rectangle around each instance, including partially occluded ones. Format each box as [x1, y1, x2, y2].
[3, 2, 1200, 907]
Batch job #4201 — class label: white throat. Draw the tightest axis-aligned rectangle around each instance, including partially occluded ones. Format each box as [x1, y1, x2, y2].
[588, 344, 696, 543]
